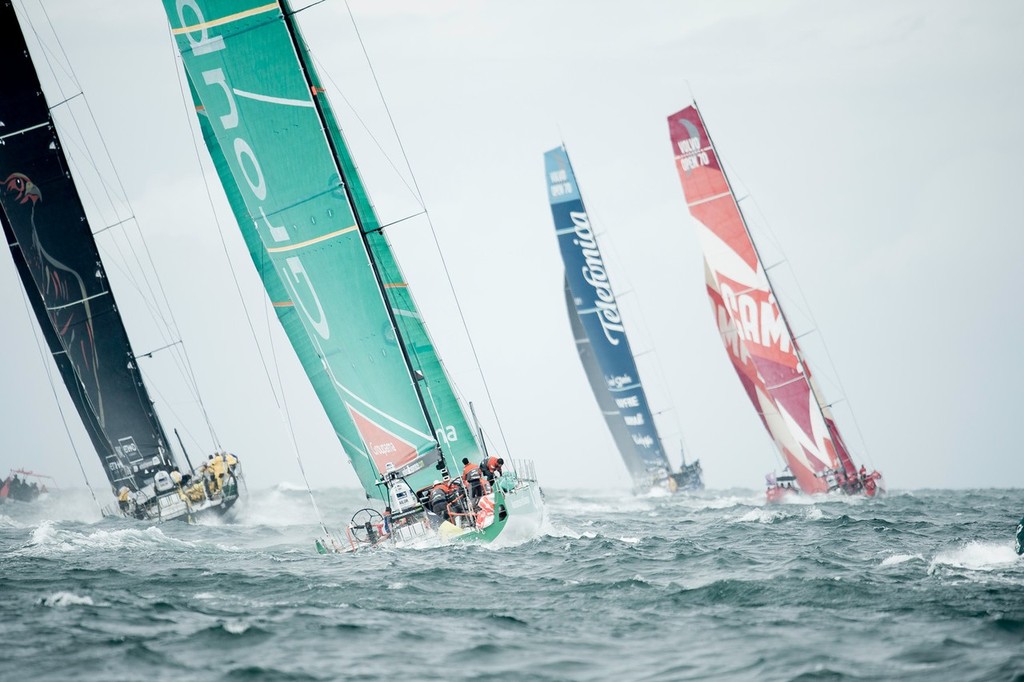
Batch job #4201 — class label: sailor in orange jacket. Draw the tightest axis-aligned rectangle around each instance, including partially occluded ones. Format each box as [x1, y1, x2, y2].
[462, 457, 484, 506]
[428, 480, 451, 520]
[480, 456, 504, 484]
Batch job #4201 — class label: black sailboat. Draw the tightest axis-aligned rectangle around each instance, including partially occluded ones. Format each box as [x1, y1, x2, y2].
[0, 1, 241, 521]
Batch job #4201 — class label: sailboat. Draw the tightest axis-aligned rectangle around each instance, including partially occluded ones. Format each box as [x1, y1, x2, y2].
[546, 146, 703, 494]
[667, 103, 882, 499]
[160, 0, 543, 550]
[0, 2, 242, 522]
[0, 469, 56, 504]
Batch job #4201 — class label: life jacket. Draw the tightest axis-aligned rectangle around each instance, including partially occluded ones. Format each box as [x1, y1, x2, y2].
[481, 456, 501, 474]
[463, 462, 481, 481]
[429, 484, 448, 506]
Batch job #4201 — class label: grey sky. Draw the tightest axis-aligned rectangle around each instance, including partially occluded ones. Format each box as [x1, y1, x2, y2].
[1, 0, 1021, 495]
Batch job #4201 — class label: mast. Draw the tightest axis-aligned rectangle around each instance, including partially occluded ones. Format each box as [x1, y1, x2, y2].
[694, 101, 855, 475]
[277, 1, 447, 475]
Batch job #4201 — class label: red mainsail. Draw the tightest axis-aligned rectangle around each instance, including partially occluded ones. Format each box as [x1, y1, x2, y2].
[668, 105, 859, 494]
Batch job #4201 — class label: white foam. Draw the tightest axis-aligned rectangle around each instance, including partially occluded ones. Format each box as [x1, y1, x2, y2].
[40, 591, 93, 607]
[880, 553, 924, 567]
[21, 522, 194, 555]
[806, 508, 827, 521]
[618, 536, 640, 544]
[223, 620, 249, 635]
[387, 582, 406, 590]
[928, 541, 1020, 574]
[732, 508, 785, 524]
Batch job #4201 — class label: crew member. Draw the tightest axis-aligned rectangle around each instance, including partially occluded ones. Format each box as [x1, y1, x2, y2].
[480, 456, 504, 484]
[462, 457, 485, 505]
[117, 486, 131, 514]
[428, 480, 450, 520]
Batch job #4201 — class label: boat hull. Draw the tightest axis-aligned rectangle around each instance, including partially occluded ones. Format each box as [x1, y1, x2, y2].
[106, 476, 241, 524]
[317, 478, 545, 553]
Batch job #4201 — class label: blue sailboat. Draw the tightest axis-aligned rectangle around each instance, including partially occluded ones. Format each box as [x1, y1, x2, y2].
[546, 146, 703, 494]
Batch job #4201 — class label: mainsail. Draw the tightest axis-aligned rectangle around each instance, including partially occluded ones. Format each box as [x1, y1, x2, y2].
[164, 0, 479, 500]
[0, 2, 176, 493]
[545, 146, 673, 490]
[668, 104, 858, 494]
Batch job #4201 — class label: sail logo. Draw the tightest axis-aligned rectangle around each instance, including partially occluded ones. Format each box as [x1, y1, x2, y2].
[548, 169, 573, 198]
[115, 436, 142, 465]
[632, 434, 654, 448]
[623, 413, 645, 426]
[571, 211, 625, 345]
[677, 136, 711, 172]
[607, 374, 634, 390]
[176, 2, 331, 343]
[717, 279, 793, 358]
[615, 396, 640, 409]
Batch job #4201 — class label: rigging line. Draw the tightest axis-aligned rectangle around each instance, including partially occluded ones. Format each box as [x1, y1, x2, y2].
[290, 0, 328, 12]
[134, 339, 184, 360]
[261, 251, 332, 538]
[342, 0, 513, 457]
[733, 179, 875, 467]
[16, 279, 103, 515]
[163, 27, 283, 411]
[92, 239, 201, 410]
[308, 52, 422, 211]
[137, 364, 210, 460]
[47, 91, 83, 109]
[30, 2, 219, 445]
[366, 210, 427, 235]
[562, 146, 689, 462]
[92, 216, 136, 236]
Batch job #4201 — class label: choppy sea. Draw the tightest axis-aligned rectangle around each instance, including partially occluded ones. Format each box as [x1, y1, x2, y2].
[0, 486, 1021, 681]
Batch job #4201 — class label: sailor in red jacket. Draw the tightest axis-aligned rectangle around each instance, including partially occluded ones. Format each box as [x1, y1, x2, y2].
[480, 456, 504, 484]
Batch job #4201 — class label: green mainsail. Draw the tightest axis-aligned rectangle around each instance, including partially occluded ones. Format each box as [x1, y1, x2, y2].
[165, 1, 479, 497]
[286, 9, 482, 471]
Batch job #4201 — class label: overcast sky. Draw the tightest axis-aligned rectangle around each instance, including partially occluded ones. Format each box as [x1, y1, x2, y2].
[2, 0, 1021, 495]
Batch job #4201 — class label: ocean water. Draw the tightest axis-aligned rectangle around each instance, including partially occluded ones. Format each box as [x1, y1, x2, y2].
[0, 487, 1021, 681]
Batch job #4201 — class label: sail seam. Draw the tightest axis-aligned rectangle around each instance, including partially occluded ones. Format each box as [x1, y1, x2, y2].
[687, 191, 732, 208]
[265, 225, 358, 253]
[232, 88, 314, 109]
[172, 3, 279, 35]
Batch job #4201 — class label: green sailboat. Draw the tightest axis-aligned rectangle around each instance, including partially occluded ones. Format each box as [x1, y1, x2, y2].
[161, 0, 543, 550]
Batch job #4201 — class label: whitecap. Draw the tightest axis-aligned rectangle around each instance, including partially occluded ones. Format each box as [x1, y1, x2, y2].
[223, 620, 249, 635]
[880, 553, 924, 567]
[732, 508, 784, 524]
[39, 591, 93, 607]
[927, 541, 1020, 574]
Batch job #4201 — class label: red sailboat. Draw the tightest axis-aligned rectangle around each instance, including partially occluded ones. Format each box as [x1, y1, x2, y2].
[667, 103, 883, 501]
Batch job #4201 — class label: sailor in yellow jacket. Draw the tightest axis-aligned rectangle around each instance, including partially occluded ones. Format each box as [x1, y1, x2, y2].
[207, 453, 226, 494]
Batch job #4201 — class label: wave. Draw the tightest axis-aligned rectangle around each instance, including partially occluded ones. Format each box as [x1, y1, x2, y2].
[38, 591, 94, 607]
[880, 553, 925, 567]
[19, 520, 197, 555]
[927, 541, 1021, 574]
